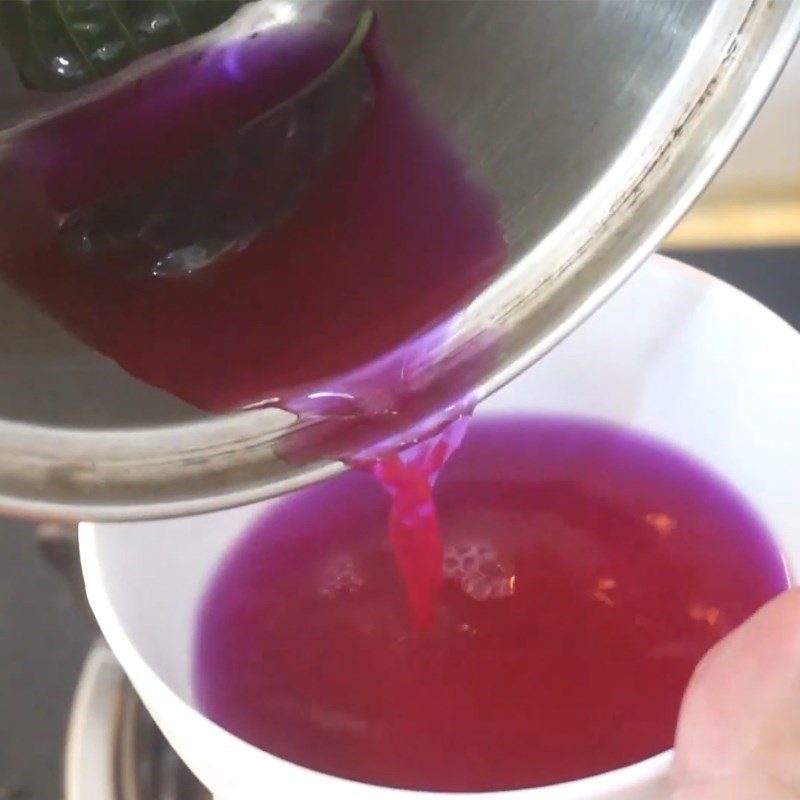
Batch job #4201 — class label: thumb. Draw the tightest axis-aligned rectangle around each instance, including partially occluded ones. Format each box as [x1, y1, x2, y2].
[672, 588, 800, 799]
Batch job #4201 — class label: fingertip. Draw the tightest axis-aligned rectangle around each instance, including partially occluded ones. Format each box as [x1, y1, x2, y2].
[673, 588, 800, 793]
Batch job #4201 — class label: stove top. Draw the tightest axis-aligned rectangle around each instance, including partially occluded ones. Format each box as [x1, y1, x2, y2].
[65, 644, 208, 800]
[1, 247, 798, 799]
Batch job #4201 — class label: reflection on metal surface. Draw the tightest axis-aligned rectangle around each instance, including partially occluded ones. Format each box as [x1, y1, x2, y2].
[0, 1, 795, 518]
[65, 644, 210, 800]
[665, 44, 800, 249]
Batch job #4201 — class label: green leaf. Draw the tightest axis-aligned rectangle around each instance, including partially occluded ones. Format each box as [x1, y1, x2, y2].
[55, 1, 140, 78]
[111, 1, 189, 54]
[0, 0, 93, 91]
[0, 0, 249, 92]
[58, 9, 375, 277]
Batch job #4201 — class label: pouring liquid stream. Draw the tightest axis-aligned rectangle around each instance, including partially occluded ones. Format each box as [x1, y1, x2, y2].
[371, 416, 470, 631]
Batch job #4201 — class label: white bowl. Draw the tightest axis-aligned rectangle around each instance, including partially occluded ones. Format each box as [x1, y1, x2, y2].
[80, 254, 800, 800]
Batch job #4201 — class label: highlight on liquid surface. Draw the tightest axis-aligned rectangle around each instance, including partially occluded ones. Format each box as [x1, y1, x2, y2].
[194, 416, 789, 792]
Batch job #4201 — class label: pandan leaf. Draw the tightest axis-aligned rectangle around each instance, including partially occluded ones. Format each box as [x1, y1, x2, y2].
[0, 0, 248, 92]
[58, 9, 375, 277]
[54, 1, 140, 78]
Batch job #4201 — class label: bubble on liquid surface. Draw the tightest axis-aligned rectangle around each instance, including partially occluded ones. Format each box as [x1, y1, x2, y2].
[319, 554, 364, 598]
[443, 540, 515, 601]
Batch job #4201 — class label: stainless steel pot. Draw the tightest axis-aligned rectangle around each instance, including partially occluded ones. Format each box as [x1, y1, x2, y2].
[0, 0, 796, 519]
